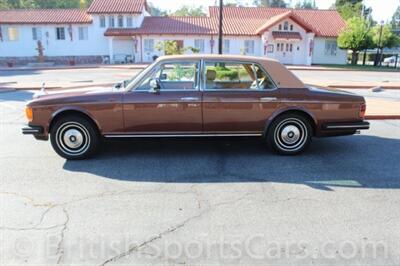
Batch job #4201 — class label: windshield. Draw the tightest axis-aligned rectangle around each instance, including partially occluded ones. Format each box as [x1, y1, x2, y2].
[124, 61, 158, 91]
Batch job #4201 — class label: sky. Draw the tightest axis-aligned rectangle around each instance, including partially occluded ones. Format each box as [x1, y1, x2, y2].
[147, 0, 399, 23]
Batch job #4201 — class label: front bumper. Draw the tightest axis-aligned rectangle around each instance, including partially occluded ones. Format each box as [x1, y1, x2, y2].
[322, 121, 370, 131]
[22, 125, 44, 135]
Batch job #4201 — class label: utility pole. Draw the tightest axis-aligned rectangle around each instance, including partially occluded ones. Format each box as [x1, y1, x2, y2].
[218, 0, 223, 54]
[375, 21, 384, 66]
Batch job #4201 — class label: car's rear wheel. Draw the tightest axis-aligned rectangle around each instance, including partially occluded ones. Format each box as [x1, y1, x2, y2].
[50, 116, 99, 160]
[266, 113, 312, 155]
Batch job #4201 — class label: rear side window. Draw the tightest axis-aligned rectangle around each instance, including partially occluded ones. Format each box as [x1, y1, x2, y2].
[204, 61, 275, 90]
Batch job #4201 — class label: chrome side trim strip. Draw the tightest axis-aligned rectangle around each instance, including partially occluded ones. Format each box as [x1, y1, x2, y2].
[104, 133, 263, 138]
[325, 125, 370, 129]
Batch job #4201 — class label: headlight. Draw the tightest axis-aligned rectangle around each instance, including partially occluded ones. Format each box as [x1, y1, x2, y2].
[25, 106, 33, 122]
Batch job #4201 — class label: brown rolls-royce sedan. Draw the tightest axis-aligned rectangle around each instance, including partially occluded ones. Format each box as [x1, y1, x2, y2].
[23, 55, 370, 159]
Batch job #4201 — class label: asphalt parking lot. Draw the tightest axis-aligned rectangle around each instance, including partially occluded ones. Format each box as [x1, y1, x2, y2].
[1, 90, 400, 265]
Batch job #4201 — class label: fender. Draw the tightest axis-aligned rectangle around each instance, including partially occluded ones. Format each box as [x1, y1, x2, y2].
[49, 106, 102, 133]
[263, 106, 318, 136]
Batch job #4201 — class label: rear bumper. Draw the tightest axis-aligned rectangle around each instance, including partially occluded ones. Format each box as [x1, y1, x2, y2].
[318, 121, 370, 137]
[322, 121, 370, 131]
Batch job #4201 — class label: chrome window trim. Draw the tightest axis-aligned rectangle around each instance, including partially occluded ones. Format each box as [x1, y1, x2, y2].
[128, 59, 202, 93]
[202, 60, 278, 92]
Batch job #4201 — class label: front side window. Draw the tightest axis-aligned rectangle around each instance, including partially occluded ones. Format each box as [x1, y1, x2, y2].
[325, 40, 337, 56]
[78, 27, 88, 40]
[109, 16, 115, 28]
[32, 27, 42, 41]
[7, 27, 19, 41]
[223, 39, 230, 54]
[136, 61, 199, 91]
[144, 39, 154, 53]
[118, 15, 124, 28]
[204, 61, 275, 90]
[194, 39, 205, 53]
[244, 40, 255, 54]
[56, 27, 65, 40]
[100, 16, 106, 28]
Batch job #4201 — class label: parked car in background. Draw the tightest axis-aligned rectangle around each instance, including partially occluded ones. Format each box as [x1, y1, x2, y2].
[23, 55, 370, 160]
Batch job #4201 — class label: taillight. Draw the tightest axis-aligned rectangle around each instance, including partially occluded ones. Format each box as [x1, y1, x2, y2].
[359, 103, 366, 120]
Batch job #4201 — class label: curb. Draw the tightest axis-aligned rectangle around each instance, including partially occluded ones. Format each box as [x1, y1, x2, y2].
[308, 84, 400, 90]
[288, 66, 400, 73]
[366, 115, 400, 120]
[0, 88, 16, 93]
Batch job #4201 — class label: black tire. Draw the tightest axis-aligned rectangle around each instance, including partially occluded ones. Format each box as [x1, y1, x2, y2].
[50, 115, 99, 160]
[266, 113, 312, 155]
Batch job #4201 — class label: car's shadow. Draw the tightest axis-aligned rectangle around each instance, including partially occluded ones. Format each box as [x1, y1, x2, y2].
[63, 135, 400, 191]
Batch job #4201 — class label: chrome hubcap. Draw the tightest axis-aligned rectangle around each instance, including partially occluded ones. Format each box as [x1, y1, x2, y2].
[63, 129, 84, 149]
[281, 125, 301, 145]
[56, 122, 90, 156]
[274, 118, 308, 152]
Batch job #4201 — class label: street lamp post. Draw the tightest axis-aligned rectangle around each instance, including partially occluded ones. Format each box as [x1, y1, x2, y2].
[218, 0, 223, 54]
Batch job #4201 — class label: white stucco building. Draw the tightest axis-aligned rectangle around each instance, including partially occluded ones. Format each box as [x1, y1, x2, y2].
[0, 0, 347, 66]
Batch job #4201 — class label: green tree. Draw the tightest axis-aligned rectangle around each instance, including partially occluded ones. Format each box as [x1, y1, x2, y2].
[295, 0, 317, 9]
[0, 0, 10, 8]
[391, 6, 400, 28]
[170, 5, 206, 16]
[372, 24, 400, 49]
[336, 2, 363, 20]
[148, 2, 167, 16]
[337, 17, 374, 65]
[253, 0, 287, 8]
[156, 40, 199, 55]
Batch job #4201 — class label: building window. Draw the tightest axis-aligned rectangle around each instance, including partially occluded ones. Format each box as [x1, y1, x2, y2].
[118, 15, 124, 28]
[127, 17, 133, 27]
[6, 27, 19, 41]
[223, 39, 230, 53]
[278, 24, 282, 30]
[32, 27, 42, 41]
[144, 39, 154, 53]
[109, 16, 115, 28]
[56, 27, 65, 40]
[284, 21, 289, 31]
[78, 27, 88, 40]
[325, 40, 337, 56]
[194, 39, 205, 53]
[100, 16, 106, 28]
[290, 24, 293, 31]
[244, 40, 255, 54]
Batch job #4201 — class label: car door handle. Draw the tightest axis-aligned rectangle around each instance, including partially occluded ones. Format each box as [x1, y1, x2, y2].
[260, 97, 278, 102]
[180, 97, 200, 101]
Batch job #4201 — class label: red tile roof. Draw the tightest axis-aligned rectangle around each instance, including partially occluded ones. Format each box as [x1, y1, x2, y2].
[105, 16, 216, 36]
[209, 6, 345, 37]
[87, 0, 147, 14]
[0, 9, 92, 24]
[272, 31, 302, 40]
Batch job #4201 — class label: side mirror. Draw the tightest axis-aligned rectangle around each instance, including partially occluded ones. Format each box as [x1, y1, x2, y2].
[149, 78, 160, 93]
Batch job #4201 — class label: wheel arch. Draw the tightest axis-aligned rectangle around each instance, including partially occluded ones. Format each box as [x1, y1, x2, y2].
[264, 107, 317, 136]
[49, 108, 101, 134]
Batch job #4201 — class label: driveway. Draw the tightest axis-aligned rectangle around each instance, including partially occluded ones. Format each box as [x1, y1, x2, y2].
[1, 91, 400, 265]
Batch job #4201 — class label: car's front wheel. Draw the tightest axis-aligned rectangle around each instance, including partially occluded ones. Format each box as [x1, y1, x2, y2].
[266, 113, 312, 155]
[50, 115, 99, 160]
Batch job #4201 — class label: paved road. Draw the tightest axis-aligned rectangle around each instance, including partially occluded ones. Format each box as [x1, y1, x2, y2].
[0, 67, 399, 89]
[1, 91, 400, 265]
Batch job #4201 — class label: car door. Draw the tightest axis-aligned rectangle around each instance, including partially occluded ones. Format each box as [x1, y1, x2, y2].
[202, 61, 279, 134]
[122, 60, 202, 134]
